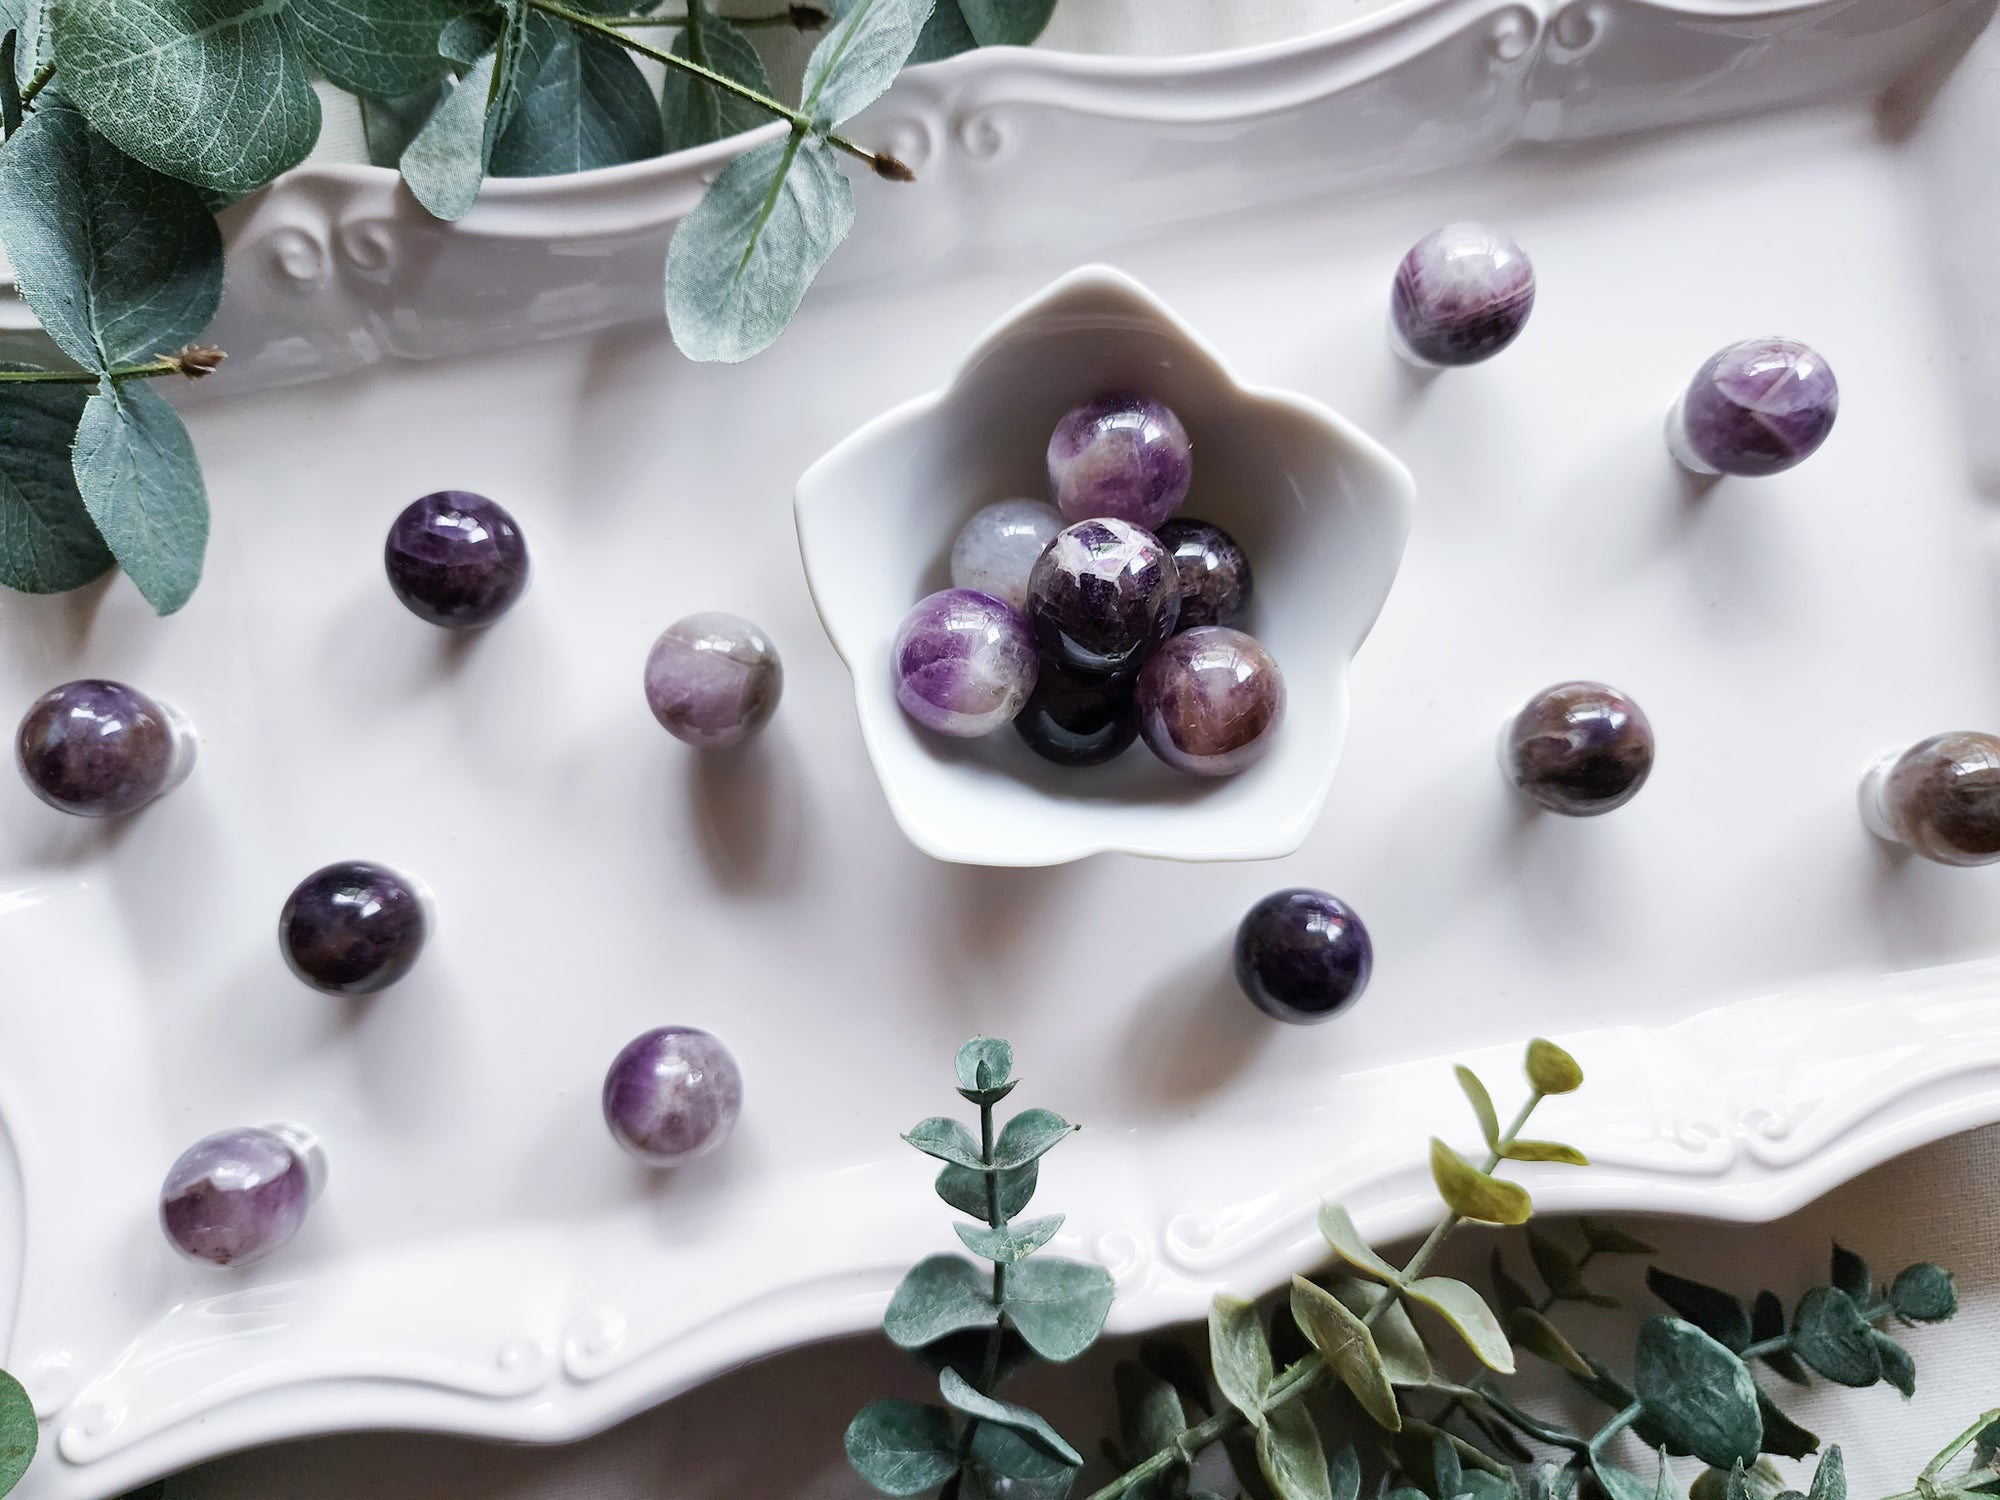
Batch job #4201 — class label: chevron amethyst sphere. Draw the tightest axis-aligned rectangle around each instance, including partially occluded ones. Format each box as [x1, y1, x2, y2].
[645, 612, 783, 748]
[1667, 337, 1838, 477]
[1135, 627, 1285, 777]
[949, 498, 1064, 614]
[1014, 659, 1140, 768]
[1390, 223, 1536, 367]
[160, 1124, 324, 1267]
[16, 678, 195, 817]
[1046, 392, 1192, 530]
[1157, 518, 1252, 631]
[1502, 681, 1654, 816]
[603, 1026, 743, 1166]
[894, 589, 1038, 737]
[1863, 733, 2000, 866]
[1026, 519, 1180, 677]
[384, 490, 530, 627]
[1235, 889, 1373, 1024]
[280, 861, 430, 995]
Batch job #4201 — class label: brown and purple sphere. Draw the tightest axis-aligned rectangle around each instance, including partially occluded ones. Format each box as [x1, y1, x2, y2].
[16, 678, 194, 817]
[1864, 732, 2000, 866]
[1156, 518, 1252, 631]
[384, 490, 530, 628]
[603, 1026, 743, 1167]
[1134, 626, 1285, 777]
[645, 612, 783, 749]
[1501, 681, 1654, 816]
[1235, 889, 1373, 1024]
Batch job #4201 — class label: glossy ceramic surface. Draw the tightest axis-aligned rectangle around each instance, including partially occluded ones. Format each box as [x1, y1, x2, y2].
[2, 2, 1999, 1496]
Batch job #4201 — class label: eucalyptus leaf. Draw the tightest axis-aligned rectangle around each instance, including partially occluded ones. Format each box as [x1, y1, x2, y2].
[1329, 1444, 1362, 1500]
[967, 1419, 1078, 1500]
[904, 0, 973, 61]
[1527, 1229, 1598, 1303]
[1114, 1359, 1187, 1461]
[1692, 1460, 1787, 1500]
[0, 1370, 33, 1494]
[957, 1213, 1061, 1264]
[1502, 1141, 1590, 1167]
[1226, 1429, 1282, 1500]
[845, 1398, 958, 1497]
[1592, 1459, 1657, 1500]
[1456, 1065, 1500, 1149]
[1402, 1276, 1514, 1373]
[488, 8, 663, 177]
[959, 0, 1056, 44]
[1288, 1276, 1399, 1432]
[1139, 1336, 1213, 1421]
[1829, 1245, 1870, 1307]
[991, 1108, 1076, 1170]
[803, 0, 934, 128]
[49, 0, 321, 194]
[360, 82, 445, 169]
[0, 374, 114, 591]
[1319, 1203, 1401, 1284]
[883, 1252, 997, 1349]
[1429, 1139, 1532, 1226]
[938, 1365, 1081, 1466]
[1750, 1292, 1809, 1385]
[1508, 1307, 1593, 1378]
[1525, 1039, 1584, 1095]
[289, 0, 479, 96]
[937, 1160, 1036, 1220]
[1888, 1263, 1956, 1322]
[956, 1036, 1013, 1092]
[438, 8, 501, 65]
[0, 0, 45, 83]
[1633, 1316, 1762, 1468]
[1870, 1331, 1914, 1397]
[1578, 1220, 1656, 1256]
[1533, 1464, 1580, 1500]
[1004, 1255, 1113, 1362]
[1789, 1287, 1881, 1388]
[1646, 1269, 1751, 1353]
[1321, 1276, 1431, 1385]
[1756, 1392, 1819, 1461]
[1258, 1399, 1332, 1500]
[903, 1115, 985, 1169]
[399, 48, 499, 221]
[2, 31, 20, 134]
[1209, 1294, 1273, 1424]
[73, 380, 205, 613]
[1809, 1448, 1845, 1500]
[660, 1, 776, 151]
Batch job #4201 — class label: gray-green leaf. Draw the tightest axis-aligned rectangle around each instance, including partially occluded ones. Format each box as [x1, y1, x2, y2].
[845, 1398, 957, 1497]
[803, 0, 933, 128]
[1870, 1331, 1914, 1397]
[1808, 1448, 1845, 1500]
[0, 0, 47, 83]
[1789, 1287, 1881, 1387]
[289, 0, 478, 95]
[938, 1366, 1081, 1466]
[1429, 1139, 1531, 1226]
[1209, 1294, 1274, 1424]
[907, 0, 1049, 57]
[1114, 1359, 1186, 1461]
[1829, 1245, 1870, 1306]
[1888, 1263, 1956, 1322]
[488, 8, 662, 177]
[957, 1213, 1061, 1264]
[49, 0, 321, 195]
[956, 1036, 1013, 1092]
[883, 1252, 996, 1349]
[1318, 1202, 1401, 1284]
[1289, 1277, 1399, 1431]
[905, 0, 973, 61]
[903, 1115, 984, 1169]
[360, 83, 445, 169]
[1525, 1038, 1584, 1095]
[73, 380, 205, 613]
[1258, 1399, 1332, 1500]
[1755, 1392, 1818, 1461]
[1593, 1459, 1658, 1500]
[936, 1159, 1035, 1220]
[992, 1108, 1075, 1170]
[660, 1, 775, 151]
[1004, 1254, 1113, 1362]
[1646, 1268, 1750, 1353]
[0, 1369, 34, 1493]
[1402, 1277, 1514, 1373]
[399, 48, 499, 221]
[967, 1420, 1078, 1499]
[1320, 1276, 1430, 1385]
[0, 374, 114, 592]
[1455, 1065, 1500, 1149]
[1633, 1316, 1763, 1468]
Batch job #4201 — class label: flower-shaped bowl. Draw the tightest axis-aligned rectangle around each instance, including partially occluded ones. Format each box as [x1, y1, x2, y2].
[795, 265, 1414, 866]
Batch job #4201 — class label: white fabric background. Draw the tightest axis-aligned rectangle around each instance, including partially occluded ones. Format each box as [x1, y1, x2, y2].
[174, 3, 1999, 1495]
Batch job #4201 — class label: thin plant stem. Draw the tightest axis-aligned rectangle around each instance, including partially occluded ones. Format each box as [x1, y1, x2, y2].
[18, 60, 52, 109]
[0, 356, 179, 385]
[602, 6, 827, 28]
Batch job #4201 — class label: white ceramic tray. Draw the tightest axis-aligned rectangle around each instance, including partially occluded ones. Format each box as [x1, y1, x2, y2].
[4, 1, 2000, 1494]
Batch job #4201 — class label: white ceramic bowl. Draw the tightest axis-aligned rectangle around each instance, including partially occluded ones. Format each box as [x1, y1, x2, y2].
[794, 265, 1415, 866]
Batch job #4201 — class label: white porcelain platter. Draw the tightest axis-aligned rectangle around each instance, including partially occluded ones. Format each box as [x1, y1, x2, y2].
[4, 0, 2000, 1493]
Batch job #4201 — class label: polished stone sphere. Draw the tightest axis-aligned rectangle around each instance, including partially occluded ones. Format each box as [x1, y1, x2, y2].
[949, 498, 1064, 614]
[603, 1026, 743, 1166]
[1501, 681, 1654, 816]
[1390, 222, 1536, 367]
[1868, 732, 2000, 866]
[384, 490, 530, 627]
[645, 612, 783, 749]
[280, 861, 430, 995]
[1026, 519, 1180, 677]
[893, 589, 1039, 737]
[1046, 392, 1192, 530]
[15, 678, 192, 817]
[1234, 889, 1373, 1024]
[1156, 518, 1252, 631]
[1014, 659, 1139, 767]
[1134, 626, 1285, 777]
[1669, 337, 1838, 477]
[160, 1124, 323, 1266]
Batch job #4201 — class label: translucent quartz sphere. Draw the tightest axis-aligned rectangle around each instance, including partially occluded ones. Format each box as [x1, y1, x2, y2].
[1013, 659, 1139, 768]
[645, 612, 783, 749]
[603, 1026, 743, 1166]
[1156, 518, 1252, 631]
[1026, 519, 1180, 677]
[1863, 732, 2000, 866]
[1234, 889, 1373, 1024]
[1046, 392, 1192, 530]
[1134, 627, 1285, 777]
[1668, 338, 1838, 477]
[1501, 681, 1655, 816]
[280, 860, 431, 995]
[948, 498, 1064, 614]
[1389, 222, 1536, 367]
[15, 678, 195, 817]
[160, 1123, 325, 1267]
[384, 490, 530, 627]
[893, 589, 1039, 738]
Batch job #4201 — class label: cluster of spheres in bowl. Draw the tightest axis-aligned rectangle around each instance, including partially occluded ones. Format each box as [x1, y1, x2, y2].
[894, 393, 1283, 777]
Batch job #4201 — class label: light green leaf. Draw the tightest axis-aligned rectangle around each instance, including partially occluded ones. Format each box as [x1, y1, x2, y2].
[1502, 1140, 1590, 1167]
[902, 1115, 984, 1168]
[803, 0, 933, 127]
[1209, 1294, 1274, 1425]
[1456, 1066, 1500, 1150]
[1888, 1263, 1956, 1322]
[1258, 1399, 1332, 1500]
[991, 1108, 1075, 1170]
[0, 374, 114, 592]
[1004, 1255, 1113, 1362]
[1320, 1276, 1430, 1385]
[1633, 1316, 1763, 1468]
[1508, 1307, 1593, 1378]
[1429, 1139, 1532, 1226]
[938, 1366, 1081, 1466]
[882, 1252, 996, 1349]
[1289, 1277, 1399, 1431]
[0, 1369, 34, 1493]
[1402, 1276, 1514, 1373]
[1789, 1287, 1880, 1387]
[956, 1213, 1061, 1264]
[1318, 1203, 1401, 1284]
[844, 1398, 957, 1497]
[660, 1, 775, 151]
[49, 0, 320, 195]
[967, 1420, 1078, 1499]
[488, 8, 662, 177]
[289, 0, 478, 95]
[664, 130, 854, 363]
[73, 380, 205, 613]
[936, 1159, 1035, 1220]
[399, 48, 498, 221]
[0, 100, 222, 370]
[1525, 1039, 1583, 1095]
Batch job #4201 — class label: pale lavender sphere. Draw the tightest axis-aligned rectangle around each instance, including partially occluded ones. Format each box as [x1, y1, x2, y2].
[1135, 626, 1286, 777]
[948, 498, 1064, 614]
[1669, 337, 1838, 477]
[1026, 519, 1180, 677]
[160, 1125, 322, 1267]
[892, 589, 1039, 738]
[16, 678, 194, 817]
[1046, 392, 1192, 530]
[1390, 222, 1535, 367]
[603, 1026, 743, 1166]
[645, 612, 783, 748]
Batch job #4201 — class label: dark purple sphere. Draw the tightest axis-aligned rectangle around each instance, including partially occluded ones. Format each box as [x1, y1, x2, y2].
[1026, 519, 1180, 677]
[160, 1125, 320, 1266]
[603, 1026, 743, 1166]
[1390, 223, 1536, 367]
[1134, 627, 1285, 777]
[1046, 392, 1192, 530]
[1014, 660, 1139, 767]
[1502, 681, 1654, 816]
[1671, 338, 1838, 477]
[893, 589, 1039, 737]
[280, 861, 430, 995]
[384, 491, 530, 628]
[1156, 518, 1253, 631]
[1234, 889, 1373, 1024]
[16, 678, 190, 817]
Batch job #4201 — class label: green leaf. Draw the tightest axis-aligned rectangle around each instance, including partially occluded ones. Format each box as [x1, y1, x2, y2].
[659, 1, 775, 151]
[1502, 1141, 1590, 1167]
[1209, 1294, 1274, 1424]
[1593, 1460, 1658, 1500]
[1289, 1277, 1399, 1431]
[1490, 1250, 1535, 1319]
[1749, 1292, 1809, 1386]
[802, 0, 933, 128]
[1869, 1331, 1914, 1397]
[956, 1036, 1012, 1091]
[1328, 1444, 1362, 1500]
[907, 0, 1049, 56]
[1755, 1392, 1818, 1460]
[2, 31, 21, 135]
[883, 1252, 996, 1349]
[903, 1115, 984, 1168]
[0, 100, 223, 371]
[967, 1420, 1078, 1500]
[1828, 1245, 1870, 1306]
[0, 0, 47, 84]
[905, 0, 973, 60]
[1646, 1269, 1751, 1353]
[0, 1369, 34, 1494]
[49, 0, 320, 195]
[359, 82, 445, 168]
[400, 48, 499, 221]
[1429, 1139, 1531, 1226]
[73, 380, 206, 613]
[1789, 1287, 1880, 1388]
[1402, 1276, 1514, 1373]
[1634, 1316, 1763, 1468]
[936, 1160, 1035, 1220]
[1527, 1229, 1610, 1304]
[438, 7, 500, 65]
[991, 1108, 1075, 1170]
[1319, 1203, 1401, 1284]
[845, 1398, 958, 1497]
[1004, 1255, 1113, 1362]
[938, 1366, 1081, 1466]
[1508, 1307, 1592, 1378]
[957, 1213, 1061, 1264]
[1525, 1039, 1584, 1095]
[1578, 1220, 1656, 1256]
[1808, 1449, 1845, 1500]
[289, 0, 477, 95]
[1320, 1276, 1430, 1386]
[1456, 1066, 1500, 1149]
[1226, 1429, 1281, 1500]
[1888, 1263, 1957, 1322]
[1258, 1400, 1332, 1500]
[664, 130, 854, 363]
[0, 375, 114, 592]
[1114, 1359, 1186, 1462]
[488, 8, 663, 177]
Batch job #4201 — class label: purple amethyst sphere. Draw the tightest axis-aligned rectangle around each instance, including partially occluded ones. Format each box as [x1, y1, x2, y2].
[1669, 337, 1838, 477]
[1234, 889, 1373, 1024]
[1867, 732, 2000, 867]
[1390, 223, 1536, 367]
[280, 861, 430, 995]
[1046, 392, 1193, 530]
[16, 678, 193, 817]
[603, 1026, 743, 1166]
[645, 612, 783, 749]
[160, 1124, 323, 1267]
[1026, 519, 1180, 678]
[1156, 518, 1253, 631]
[1134, 627, 1285, 777]
[1014, 659, 1139, 768]
[892, 589, 1039, 738]
[1502, 681, 1654, 816]
[384, 491, 530, 628]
